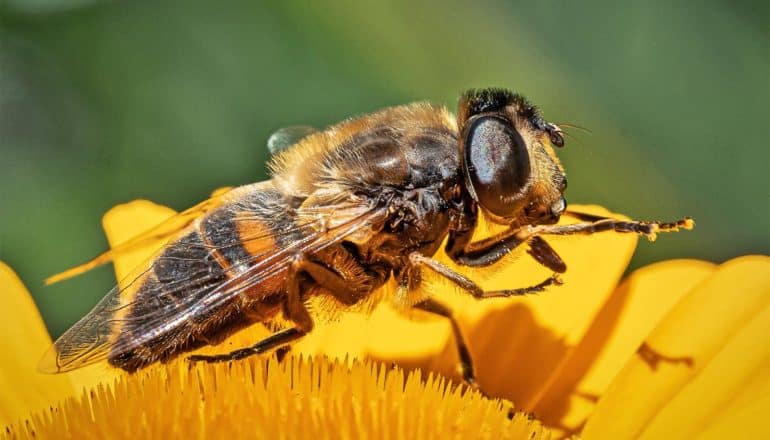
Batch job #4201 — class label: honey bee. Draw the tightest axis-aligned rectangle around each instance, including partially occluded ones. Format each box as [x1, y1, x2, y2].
[41, 88, 692, 390]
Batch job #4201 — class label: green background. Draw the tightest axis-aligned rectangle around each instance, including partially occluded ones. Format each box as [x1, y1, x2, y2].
[1, 0, 768, 337]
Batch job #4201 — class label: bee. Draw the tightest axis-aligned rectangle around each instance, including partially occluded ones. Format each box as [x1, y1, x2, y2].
[40, 88, 693, 390]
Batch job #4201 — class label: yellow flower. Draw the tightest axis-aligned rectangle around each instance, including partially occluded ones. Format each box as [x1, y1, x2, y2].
[0, 265, 551, 439]
[1, 200, 769, 438]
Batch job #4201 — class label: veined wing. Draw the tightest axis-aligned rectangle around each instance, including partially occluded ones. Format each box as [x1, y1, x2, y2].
[40, 195, 388, 373]
[44, 190, 235, 286]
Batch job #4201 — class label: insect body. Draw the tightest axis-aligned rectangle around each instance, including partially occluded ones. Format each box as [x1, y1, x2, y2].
[41, 88, 692, 384]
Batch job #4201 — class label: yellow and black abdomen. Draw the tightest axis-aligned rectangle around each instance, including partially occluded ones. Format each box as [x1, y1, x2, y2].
[109, 187, 290, 372]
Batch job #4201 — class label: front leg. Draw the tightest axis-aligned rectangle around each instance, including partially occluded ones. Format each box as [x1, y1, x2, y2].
[446, 226, 568, 273]
[446, 214, 693, 271]
[529, 215, 694, 239]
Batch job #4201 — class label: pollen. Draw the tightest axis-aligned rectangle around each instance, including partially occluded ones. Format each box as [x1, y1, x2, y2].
[4, 357, 558, 439]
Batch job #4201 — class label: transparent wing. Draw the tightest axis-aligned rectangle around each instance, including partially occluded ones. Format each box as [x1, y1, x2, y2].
[40, 197, 389, 373]
[45, 193, 231, 285]
[266, 125, 318, 155]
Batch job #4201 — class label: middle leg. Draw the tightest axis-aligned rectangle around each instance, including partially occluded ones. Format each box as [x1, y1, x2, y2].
[409, 252, 562, 299]
[188, 253, 363, 364]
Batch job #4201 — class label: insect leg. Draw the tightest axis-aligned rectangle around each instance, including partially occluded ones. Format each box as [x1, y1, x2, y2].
[409, 253, 562, 299]
[446, 227, 527, 268]
[447, 216, 693, 269]
[526, 236, 566, 273]
[287, 254, 363, 306]
[446, 228, 567, 272]
[188, 254, 362, 364]
[188, 327, 304, 363]
[413, 297, 479, 391]
[446, 228, 567, 273]
[529, 216, 694, 239]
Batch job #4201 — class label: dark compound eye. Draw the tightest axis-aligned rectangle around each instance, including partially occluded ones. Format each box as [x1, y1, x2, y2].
[461, 115, 531, 218]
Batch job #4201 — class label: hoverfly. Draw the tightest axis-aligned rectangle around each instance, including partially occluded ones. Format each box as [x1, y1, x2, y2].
[41, 88, 692, 391]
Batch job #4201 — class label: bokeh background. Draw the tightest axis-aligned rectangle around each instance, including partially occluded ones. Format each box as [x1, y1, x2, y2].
[1, 0, 767, 337]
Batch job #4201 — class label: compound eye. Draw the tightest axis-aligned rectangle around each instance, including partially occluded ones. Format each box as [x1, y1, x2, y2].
[463, 116, 531, 218]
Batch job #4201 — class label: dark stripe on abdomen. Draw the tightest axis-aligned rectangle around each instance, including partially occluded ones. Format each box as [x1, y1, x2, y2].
[108, 230, 230, 372]
[200, 207, 252, 269]
[108, 189, 298, 372]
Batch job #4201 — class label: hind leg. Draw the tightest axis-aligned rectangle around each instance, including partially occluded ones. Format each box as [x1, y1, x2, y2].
[188, 327, 305, 363]
[413, 297, 480, 391]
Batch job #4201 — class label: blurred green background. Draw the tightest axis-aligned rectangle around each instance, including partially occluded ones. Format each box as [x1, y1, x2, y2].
[1, 0, 768, 338]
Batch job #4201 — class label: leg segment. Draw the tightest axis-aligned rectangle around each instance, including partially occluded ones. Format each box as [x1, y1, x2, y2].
[282, 252, 370, 329]
[414, 298, 479, 390]
[529, 216, 694, 239]
[290, 255, 364, 306]
[527, 236, 566, 273]
[189, 253, 362, 364]
[188, 327, 304, 363]
[446, 215, 693, 268]
[447, 227, 526, 268]
[409, 253, 562, 299]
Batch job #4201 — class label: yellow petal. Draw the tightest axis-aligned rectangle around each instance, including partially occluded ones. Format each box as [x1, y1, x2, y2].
[583, 255, 770, 439]
[641, 297, 770, 438]
[532, 259, 716, 432]
[364, 304, 458, 379]
[696, 366, 770, 439]
[0, 262, 74, 427]
[429, 205, 638, 408]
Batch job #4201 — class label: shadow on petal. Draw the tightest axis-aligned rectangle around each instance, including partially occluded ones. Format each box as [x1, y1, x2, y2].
[533, 259, 717, 434]
[584, 255, 770, 439]
[453, 205, 638, 409]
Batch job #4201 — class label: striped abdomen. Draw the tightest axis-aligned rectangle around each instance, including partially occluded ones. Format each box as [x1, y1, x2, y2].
[109, 188, 290, 372]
